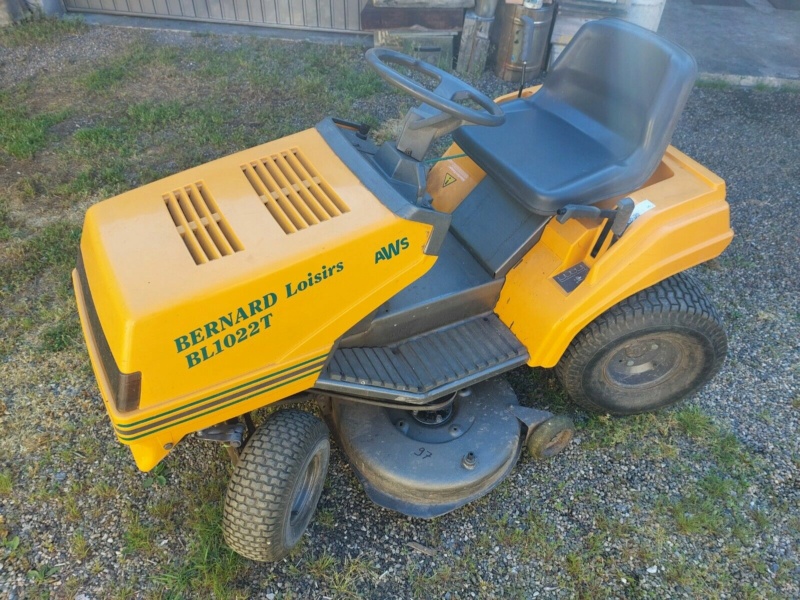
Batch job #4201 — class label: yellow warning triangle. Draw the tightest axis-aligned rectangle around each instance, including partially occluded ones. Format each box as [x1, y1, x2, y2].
[442, 173, 457, 188]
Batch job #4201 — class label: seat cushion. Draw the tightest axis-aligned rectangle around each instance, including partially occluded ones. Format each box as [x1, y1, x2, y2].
[453, 98, 634, 214]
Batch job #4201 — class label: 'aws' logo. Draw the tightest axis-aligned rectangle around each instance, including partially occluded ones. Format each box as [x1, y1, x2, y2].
[375, 237, 409, 263]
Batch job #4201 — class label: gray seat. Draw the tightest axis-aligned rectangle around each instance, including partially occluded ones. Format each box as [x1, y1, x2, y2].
[452, 18, 697, 215]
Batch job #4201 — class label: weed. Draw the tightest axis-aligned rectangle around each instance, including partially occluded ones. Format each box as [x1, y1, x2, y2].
[123, 513, 158, 557]
[668, 493, 725, 535]
[65, 494, 82, 523]
[3, 536, 21, 553]
[749, 508, 770, 530]
[73, 125, 135, 158]
[315, 508, 335, 528]
[307, 551, 336, 578]
[27, 563, 59, 583]
[143, 463, 169, 489]
[329, 555, 376, 597]
[91, 481, 117, 500]
[710, 431, 748, 469]
[85, 65, 130, 91]
[674, 405, 714, 438]
[72, 531, 90, 560]
[148, 499, 179, 522]
[0, 471, 11, 495]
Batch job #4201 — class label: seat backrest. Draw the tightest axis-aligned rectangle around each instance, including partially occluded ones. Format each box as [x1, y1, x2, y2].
[537, 18, 697, 166]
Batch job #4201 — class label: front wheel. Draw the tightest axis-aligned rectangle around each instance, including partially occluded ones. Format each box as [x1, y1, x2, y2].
[556, 272, 727, 415]
[223, 409, 330, 561]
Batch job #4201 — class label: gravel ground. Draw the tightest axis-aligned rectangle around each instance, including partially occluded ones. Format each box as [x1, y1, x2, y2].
[0, 24, 798, 600]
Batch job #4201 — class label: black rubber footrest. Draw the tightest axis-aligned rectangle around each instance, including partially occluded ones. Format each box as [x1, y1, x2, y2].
[315, 314, 528, 404]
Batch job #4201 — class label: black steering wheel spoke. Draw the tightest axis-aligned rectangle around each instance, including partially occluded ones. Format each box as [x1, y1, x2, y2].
[365, 48, 505, 128]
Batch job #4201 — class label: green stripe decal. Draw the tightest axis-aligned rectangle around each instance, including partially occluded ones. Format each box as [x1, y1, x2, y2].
[115, 354, 327, 430]
[116, 368, 322, 442]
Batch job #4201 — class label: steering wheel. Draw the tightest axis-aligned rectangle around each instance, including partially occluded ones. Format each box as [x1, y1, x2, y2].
[365, 48, 505, 128]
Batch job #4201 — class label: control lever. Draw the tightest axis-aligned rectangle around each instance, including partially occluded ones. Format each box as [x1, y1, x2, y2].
[556, 198, 634, 235]
[556, 198, 636, 256]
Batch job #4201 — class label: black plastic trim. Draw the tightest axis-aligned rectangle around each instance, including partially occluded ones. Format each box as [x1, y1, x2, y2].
[315, 117, 451, 255]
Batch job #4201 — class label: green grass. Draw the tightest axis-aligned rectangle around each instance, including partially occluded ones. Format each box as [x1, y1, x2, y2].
[0, 222, 81, 295]
[674, 405, 715, 438]
[0, 14, 87, 47]
[0, 105, 70, 159]
[71, 531, 90, 560]
[151, 479, 247, 598]
[40, 317, 82, 352]
[81, 41, 156, 92]
[0, 471, 12, 495]
[0, 197, 12, 241]
[123, 512, 159, 557]
[696, 78, 734, 90]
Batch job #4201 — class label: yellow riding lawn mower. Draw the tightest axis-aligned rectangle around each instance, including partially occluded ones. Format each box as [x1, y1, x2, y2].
[73, 19, 732, 561]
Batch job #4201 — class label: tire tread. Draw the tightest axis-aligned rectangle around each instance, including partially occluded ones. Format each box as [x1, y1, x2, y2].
[555, 272, 727, 415]
[222, 409, 329, 562]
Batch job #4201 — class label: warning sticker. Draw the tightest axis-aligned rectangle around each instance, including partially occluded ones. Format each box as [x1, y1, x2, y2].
[553, 262, 590, 294]
[442, 173, 457, 188]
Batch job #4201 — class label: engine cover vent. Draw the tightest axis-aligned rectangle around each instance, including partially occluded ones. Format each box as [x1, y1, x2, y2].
[164, 182, 243, 265]
[241, 148, 350, 234]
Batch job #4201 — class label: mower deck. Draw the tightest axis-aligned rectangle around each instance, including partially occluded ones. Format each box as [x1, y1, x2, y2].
[330, 378, 544, 518]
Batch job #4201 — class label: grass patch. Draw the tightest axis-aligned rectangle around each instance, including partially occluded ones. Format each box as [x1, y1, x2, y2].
[126, 101, 184, 133]
[0, 14, 87, 47]
[71, 531, 90, 560]
[0, 105, 70, 159]
[152, 481, 247, 598]
[0, 471, 12, 495]
[0, 197, 12, 241]
[84, 64, 130, 91]
[696, 78, 733, 90]
[674, 405, 715, 438]
[123, 513, 159, 557]
[40, 317, 83, 352]
[82, 40, 156, 92]
[73, 125, 136, 158]
[0, 222, 81, 294]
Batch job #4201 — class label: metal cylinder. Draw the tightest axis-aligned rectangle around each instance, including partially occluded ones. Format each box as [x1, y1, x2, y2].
[493, 1, 555, 82]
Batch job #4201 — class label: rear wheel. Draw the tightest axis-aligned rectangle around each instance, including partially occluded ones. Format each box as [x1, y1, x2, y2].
[223, 409, 329, 561]
[556, 272, 727, 415]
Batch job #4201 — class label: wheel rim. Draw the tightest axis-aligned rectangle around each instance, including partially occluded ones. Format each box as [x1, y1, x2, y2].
[601, 332, 689, 390]
[287, 448, 325, 537]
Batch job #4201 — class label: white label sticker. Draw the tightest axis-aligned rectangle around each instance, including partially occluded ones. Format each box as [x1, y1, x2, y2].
[448, 162, 469, 182]
[627, 199, 656, 225]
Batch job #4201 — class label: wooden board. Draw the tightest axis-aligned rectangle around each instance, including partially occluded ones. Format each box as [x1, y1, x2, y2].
[456, 11, 493, 76]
